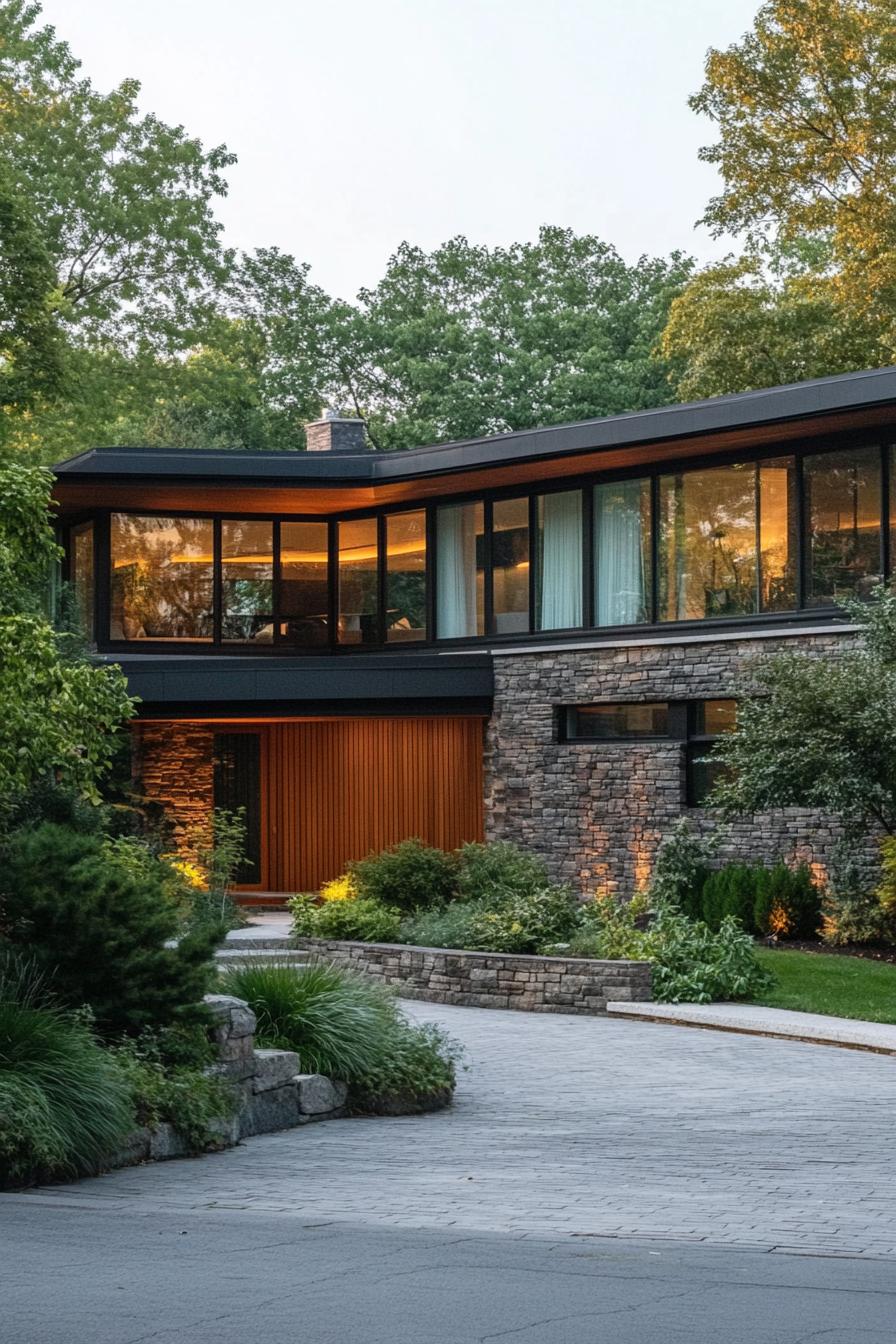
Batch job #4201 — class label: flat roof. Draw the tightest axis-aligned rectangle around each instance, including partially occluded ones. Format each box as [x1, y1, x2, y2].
[54, 364, 896, 486]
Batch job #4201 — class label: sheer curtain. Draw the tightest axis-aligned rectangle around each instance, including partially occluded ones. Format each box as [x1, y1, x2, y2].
[436, 503, 480, 637]
[537, 491, 583, 630]
[595, 479, 648, 626]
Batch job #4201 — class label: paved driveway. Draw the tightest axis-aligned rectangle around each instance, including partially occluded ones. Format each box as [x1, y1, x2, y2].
[13, 1001, 896, 1258]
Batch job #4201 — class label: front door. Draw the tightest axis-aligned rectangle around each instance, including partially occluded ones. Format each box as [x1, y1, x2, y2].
[213, 731, 264, 888]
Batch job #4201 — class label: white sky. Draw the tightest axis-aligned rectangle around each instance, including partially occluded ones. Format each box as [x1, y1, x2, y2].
[38, 0, 760, 301]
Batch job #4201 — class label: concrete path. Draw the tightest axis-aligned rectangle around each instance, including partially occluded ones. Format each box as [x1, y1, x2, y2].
[608, 999, 896, 1053]
[10, 999, 896, 1259]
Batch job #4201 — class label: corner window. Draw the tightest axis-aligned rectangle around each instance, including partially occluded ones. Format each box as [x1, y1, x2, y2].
[110, 514, 213, 641]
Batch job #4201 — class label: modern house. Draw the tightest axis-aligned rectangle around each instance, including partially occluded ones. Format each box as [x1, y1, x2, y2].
[52, 366, 896, 900]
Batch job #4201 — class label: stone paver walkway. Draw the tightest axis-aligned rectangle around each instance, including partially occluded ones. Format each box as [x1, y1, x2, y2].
[18, 1001, 896, 1257]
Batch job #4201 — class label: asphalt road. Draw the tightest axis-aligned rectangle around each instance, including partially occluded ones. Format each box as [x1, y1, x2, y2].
[1, 1200, 893, 1344]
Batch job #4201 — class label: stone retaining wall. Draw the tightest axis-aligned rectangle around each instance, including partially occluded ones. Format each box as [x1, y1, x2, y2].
[295, 939, 651, 1014]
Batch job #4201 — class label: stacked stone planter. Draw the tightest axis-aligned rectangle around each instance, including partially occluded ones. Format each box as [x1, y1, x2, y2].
[294, 939, 652, 1015]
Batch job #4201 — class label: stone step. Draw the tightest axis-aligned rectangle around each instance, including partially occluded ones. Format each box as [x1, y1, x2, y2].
[223, 936, 295, 950]
[215, 947, 310, 967]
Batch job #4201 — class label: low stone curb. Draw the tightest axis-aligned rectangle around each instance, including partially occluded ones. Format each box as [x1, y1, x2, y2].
[606, 1000, 896, 1055]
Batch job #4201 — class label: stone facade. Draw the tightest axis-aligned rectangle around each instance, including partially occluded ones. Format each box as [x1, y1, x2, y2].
[484, 628, 857, 896]
[132, 721, 215, 861]
[295, 938, 652, 1014]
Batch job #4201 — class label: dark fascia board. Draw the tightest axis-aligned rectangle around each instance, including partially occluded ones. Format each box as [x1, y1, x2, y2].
[54, 365, 896, 486]
[101, 651, 494, 707]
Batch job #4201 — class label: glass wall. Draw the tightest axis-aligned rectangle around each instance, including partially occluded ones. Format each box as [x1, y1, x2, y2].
[70, 522, 94, 640]
[535, 490, 583, 630]
[758, 457, 798, 611]
[222, 520, 274, 643]
[594, 477, 651, 626]
[658, 464, 758, 621]
[804, 446, 882, 606]
[436, 501, 484, 638]
[338, 517, 379, 643]
[492, 498, 529, 634]
[386, 510, 427, 642]
[110, 514, 213, 640]
[280, 521, 329, 646]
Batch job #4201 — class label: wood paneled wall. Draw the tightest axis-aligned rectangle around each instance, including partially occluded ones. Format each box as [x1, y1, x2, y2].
[263, 717, 484, 892]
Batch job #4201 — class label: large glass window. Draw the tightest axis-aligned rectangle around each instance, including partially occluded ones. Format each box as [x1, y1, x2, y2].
[804, 446, 882, 606]
[658, 464, 757, 621]
[385, 510, 427, 643]
[492, 498, 529, 634]
[70, 522, 94, 641]
[280, 521, 330, 647]
[594, 478, 651, 626]
[535, 490, 583, 630]
[436, 501, 484, 639]
[221, 520, 274, 643]
[758, 457, 798, 611]
[110, 515, 213, 641]
[338, 517, 378, 643]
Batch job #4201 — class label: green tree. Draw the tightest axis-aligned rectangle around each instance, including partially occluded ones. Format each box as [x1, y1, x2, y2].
[0, 463, 134, 812]
[710, 587, 896, 833]
[665, 0, 896, 397]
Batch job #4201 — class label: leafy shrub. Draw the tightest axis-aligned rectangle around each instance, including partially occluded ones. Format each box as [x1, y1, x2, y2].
[0, 957, 134, 1186]
[349, 838, 458, 913]
[753, 863, 820, 939]
[822, 841, 894, 946]
[220, 961, 460, 1104]
[289, 892, 403, 943]
[563, 896, 771, 1004]
[700, 863, 760, 932]
[456, 841, 550, 902]
[647, 820, 716, 920]
[111, 1036, 234, 1153]
[402, 884, 579, 954]
[0, 821, 218, 1037]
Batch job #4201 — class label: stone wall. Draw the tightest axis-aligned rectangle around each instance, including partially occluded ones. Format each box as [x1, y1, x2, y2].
[295, 938, 652, 1014]
[485, 629, 858, 896]
[132, 722, 215, 861]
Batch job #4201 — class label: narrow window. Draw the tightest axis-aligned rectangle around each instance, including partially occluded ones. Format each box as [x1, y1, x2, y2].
[492, 497, 529, 634]
[280, 521, 330, 647]
[593, 477, 651, 626]
[385, 510, 427, 642]
[110, 515, 213, 641]
[222, 520, 274, 643]
[436, 501, 484, 638]
[758, 457, 798, 612]
[535, 490, 583, 630]
[685, 699, 737, 806]
[804, 446, 882, 606]
[70, 521, 95, 642]
[565, 702, 670, 740]
[338, 517, 378, 643]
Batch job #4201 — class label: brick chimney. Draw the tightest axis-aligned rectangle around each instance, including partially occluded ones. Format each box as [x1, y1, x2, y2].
[305, 408, 368, 453]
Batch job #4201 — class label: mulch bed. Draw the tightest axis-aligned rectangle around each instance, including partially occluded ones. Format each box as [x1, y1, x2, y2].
[763, 939, 896, 965]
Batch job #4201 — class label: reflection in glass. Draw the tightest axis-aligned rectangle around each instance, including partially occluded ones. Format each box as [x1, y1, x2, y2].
[492, 498, 529, 634]
[71, 522, 94, 641]
[568, 703, 669, 739]
[594, 478, 651, 626]
[805, 446, 881, 606]
[222, 520, 274, 643]
[692, 699, 737, 736]
[535, 491, 582, 630]
[280, 521, 329, 647]
[658, 464, 757, 621]
[338, 517, 378, 643]
[758, 457, 797, 611]
[436, 502, 484, 638]
[386, 511, 427, 642]
[110, 515, 213, 641]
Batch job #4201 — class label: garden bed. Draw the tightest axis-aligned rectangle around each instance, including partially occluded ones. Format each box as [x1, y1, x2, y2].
[293, 937, 652, 1014]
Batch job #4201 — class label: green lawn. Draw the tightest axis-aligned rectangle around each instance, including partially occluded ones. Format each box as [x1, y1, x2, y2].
[753, 947, 896, 1024]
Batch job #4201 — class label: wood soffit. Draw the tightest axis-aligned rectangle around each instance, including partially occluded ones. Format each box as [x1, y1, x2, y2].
[51, 405, 896, 519]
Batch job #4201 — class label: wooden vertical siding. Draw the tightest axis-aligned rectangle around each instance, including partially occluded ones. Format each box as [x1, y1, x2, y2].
[264, 717, 484, 892]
